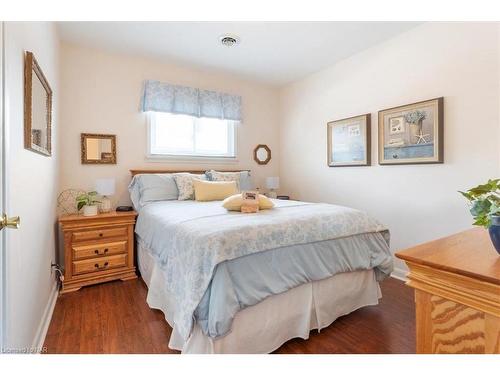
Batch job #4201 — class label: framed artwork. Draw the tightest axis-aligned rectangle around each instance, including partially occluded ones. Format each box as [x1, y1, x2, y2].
[378, 97, 444, 165]
[80, 133, 117, 164]
[327, 114, 371, 167]
[24, 51, 52, 156]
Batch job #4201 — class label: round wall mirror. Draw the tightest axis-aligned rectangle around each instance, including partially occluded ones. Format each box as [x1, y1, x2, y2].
[253, 144, 271, 165]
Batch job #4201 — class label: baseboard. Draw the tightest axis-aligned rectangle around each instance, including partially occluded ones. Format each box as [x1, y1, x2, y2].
[31, 281, 58, 353]
[390, 267, 408, 282]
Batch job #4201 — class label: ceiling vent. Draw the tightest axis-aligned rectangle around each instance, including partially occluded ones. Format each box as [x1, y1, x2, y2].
[219, 34, 240, 47]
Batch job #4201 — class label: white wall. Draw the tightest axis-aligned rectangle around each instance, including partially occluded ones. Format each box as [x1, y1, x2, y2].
[4, 22, 59, 349]
[278, 22, 500, 274]
[59, 43, 280, 205]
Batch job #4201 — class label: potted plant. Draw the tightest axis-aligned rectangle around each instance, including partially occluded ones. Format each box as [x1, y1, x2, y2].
[76, 191, 101, 217]
[459, 178, 500, 254]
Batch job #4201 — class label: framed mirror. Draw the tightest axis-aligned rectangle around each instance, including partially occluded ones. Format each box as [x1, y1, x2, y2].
[24, 51, 52, 156]
[81, 133, 117, 164]
[253, 144, 271, 165]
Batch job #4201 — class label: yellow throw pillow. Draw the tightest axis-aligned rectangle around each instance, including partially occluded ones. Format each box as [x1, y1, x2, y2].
[222, 194, 244, 211]
[193, 179, 238, 202]
[222, 193, 275, 211]
[258, 194, 275, 210]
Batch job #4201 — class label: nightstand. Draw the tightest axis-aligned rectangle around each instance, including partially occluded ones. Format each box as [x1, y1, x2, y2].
[58, 211, 137, 294]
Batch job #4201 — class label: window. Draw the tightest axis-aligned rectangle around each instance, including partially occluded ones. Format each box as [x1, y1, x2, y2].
[148, 112, 237, 159]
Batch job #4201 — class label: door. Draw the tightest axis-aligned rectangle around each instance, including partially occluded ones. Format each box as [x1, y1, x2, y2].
[0, 20, 4, 350]
[0, 21, 21, 351]
[1, 22, 56, 352]
[0, 20, 4, 349]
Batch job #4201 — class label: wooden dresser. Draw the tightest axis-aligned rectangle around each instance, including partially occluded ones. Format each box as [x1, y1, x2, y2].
[59, 211, 137, 294]
[396, 228, 500, 353]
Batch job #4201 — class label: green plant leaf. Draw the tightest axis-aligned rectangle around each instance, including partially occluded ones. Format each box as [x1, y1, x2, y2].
[77, 201, 85, 211]
[460, 178, 499, 228]
[468, 183, 494, 196]
[458, 191, 473, 201]
[487, 179, 500, 189]
[489, 201, 500, 216]
[489, 195, 500, 203]
[470, 199, 491, 216]
[472, 215, 490, 228]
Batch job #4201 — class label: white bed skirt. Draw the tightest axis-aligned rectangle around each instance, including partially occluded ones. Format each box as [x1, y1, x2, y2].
[138, 242, 382, 354]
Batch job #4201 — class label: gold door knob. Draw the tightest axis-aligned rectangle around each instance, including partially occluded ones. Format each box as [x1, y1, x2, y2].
[0, 214, 20, 230]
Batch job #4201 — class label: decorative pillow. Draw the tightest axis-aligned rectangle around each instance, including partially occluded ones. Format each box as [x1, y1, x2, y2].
[193, 180, 238, 202]
[222, 193, 275, 211]
[205, 170, 242, 191]
[258, 195, 275, 210]
[172, 173, 206, 200]
[239, 171, 254, 191]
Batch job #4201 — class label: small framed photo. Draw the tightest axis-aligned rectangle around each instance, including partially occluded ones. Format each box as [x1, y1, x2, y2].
[327, 114, 371, 167]
[378, 97, 443, 165]
[241, 191, 259, 213]
[242, 191, 258, 200]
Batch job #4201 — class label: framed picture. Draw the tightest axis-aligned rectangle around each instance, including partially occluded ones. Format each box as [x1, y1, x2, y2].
[378, 97, 444, 165]
[327, 114, 371, 167]
[242, 191, 258, 201]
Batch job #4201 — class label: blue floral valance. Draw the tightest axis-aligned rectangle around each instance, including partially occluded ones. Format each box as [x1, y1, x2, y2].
[140, 80, 242, 121]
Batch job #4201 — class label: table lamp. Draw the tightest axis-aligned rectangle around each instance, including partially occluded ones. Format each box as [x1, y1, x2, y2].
[265, 177, 279, 199]
[95, 178, 115, 213]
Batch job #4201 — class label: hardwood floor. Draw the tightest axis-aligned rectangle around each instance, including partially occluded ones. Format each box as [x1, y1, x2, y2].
[43, 277, 415, 354]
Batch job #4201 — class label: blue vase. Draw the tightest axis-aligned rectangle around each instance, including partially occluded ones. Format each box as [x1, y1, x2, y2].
[489, 215, 500, 255]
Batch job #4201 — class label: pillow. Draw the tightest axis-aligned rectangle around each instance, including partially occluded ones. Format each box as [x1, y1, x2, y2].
[205, 170, 240, 190]
[139, 174, 178, 202]
[258, 195, 275, 209]
[172, 173, 206, 200]
[222, 193, 275, 211]
[239, 171, 254, 191]
[128, 176, 142, 210]
[193, 180, 238, 202]
[128, 173, 178, 210]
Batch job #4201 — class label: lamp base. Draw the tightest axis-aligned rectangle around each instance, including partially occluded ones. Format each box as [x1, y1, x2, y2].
[267, 190, 277, 199]
[99, 196, 112, 213]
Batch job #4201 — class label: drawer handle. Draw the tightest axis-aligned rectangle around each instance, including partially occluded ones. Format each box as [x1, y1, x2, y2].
[93, 248, 109, 255]
[99, 233, 103, 237]
[94, 262, 109, 270]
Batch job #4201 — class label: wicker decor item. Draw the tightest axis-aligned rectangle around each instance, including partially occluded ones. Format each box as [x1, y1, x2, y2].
[57, 189, 86, 216]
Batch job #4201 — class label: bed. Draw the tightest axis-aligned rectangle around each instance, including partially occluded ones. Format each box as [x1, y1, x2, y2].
[129, 169, 393, 354]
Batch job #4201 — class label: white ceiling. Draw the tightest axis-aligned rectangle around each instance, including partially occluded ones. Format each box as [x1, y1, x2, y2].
[57, 22, 420, 86]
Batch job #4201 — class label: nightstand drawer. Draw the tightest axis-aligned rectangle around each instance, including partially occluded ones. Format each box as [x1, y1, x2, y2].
[72, 240, 127, 260]
[72, 227, 127, 242]
[73, 254, 127, 276]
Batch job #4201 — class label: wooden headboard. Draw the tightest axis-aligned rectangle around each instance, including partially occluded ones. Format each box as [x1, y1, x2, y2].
[130, 169, 250, 176]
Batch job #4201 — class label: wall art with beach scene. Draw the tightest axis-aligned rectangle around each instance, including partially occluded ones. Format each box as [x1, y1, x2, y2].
[378, 97, 443, 165]
[327, 114, 371, 167]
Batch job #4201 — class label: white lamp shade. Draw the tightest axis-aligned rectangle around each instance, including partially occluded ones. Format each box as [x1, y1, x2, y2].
[95, 178, 115, 196]
[265, 177, 280, 190]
